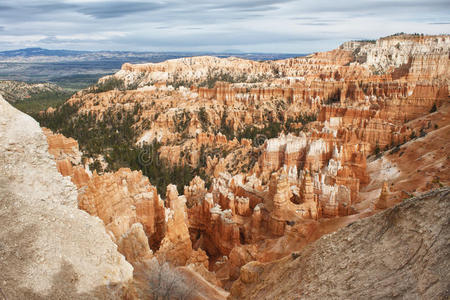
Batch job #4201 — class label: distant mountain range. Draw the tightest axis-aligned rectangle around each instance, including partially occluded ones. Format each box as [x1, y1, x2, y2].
[0, 47, 89, 57]
[0, 47, 305, 61]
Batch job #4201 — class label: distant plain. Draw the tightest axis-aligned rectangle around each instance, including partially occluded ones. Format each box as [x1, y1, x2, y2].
[0, 48, 305, 90]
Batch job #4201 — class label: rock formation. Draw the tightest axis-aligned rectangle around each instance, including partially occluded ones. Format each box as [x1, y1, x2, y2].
[0, 95, 133, 299]
[374, 181, 389, 209]
[35, 34, 450, 296]
[75, 168, 214, 275]
[78, 168, 166, 260]
[43, 127, 90, 188]
[157, 184, 193, 266]
[230, 188, 450, 299]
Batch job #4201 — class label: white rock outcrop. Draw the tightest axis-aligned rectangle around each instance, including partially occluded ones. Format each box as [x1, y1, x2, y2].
[0, 95, 133, 299]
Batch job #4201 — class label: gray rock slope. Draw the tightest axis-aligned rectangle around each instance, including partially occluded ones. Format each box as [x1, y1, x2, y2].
[232, 187, 450, 300]
[0, 95, 133, 299]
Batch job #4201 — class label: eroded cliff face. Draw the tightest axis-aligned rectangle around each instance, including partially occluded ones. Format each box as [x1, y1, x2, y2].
[43, 127, 91, 188]
[78, 168, 164, 260]
[360, 100, 450, 209]
[342, 34, 450, 77]
[0, 96, 133, 299]
[39, 34, 449, 296]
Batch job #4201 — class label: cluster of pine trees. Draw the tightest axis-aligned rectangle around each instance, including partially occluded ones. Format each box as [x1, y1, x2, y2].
[34, 101, 204, 196]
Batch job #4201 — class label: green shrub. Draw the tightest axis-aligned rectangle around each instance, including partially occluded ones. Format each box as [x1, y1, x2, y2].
[198, 69, 248, 88]
[374, 142, 381, 155]
[198, 107, 209, 131]
[89, 159, 103, 173]
[430, 103, 437, 113]
[419, 128, 427, 137]
[173, 110, 191, 133]
[92, 77, 125, 93]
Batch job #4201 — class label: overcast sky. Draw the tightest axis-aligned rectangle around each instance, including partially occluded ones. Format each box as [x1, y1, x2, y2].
[0, 0, 449, 53]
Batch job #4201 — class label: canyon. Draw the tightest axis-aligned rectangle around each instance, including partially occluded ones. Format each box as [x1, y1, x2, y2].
[2, 33, 449, 299]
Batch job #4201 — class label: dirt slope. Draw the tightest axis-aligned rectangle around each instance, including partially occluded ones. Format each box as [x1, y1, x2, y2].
[230, 188, 450, 299]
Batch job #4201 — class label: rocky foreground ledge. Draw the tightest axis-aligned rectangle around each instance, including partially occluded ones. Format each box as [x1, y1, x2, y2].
[0, 95, 133, 299]
[230, 187, 450, 299]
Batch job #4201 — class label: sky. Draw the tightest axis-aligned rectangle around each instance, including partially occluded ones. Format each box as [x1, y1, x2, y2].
[0, 0, 449, 53]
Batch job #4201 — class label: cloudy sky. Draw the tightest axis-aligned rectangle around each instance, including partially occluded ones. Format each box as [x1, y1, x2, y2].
[0, 0, 449, 53]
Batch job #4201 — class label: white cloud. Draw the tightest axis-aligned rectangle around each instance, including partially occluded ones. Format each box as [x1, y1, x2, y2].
[0, 35, 47, 44]
[0, 0, 448, 52]
[53, 31, 127, 41]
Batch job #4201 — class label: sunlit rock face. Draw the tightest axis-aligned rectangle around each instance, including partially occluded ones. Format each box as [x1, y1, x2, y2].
[76, 169, 212, 270]
[78, 168, 166, 255]
[42, 127, 90, 188]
